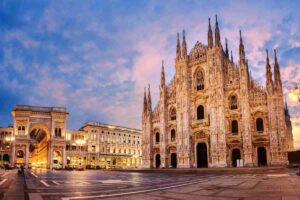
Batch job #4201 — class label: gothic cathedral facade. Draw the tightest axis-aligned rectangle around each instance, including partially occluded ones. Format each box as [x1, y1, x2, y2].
[141, 16, 294, 168]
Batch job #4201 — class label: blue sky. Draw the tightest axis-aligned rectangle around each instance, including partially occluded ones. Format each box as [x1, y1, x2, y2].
[1, 1, 300, 147]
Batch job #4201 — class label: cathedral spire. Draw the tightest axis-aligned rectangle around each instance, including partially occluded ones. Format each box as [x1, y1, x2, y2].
[266, 49, 274, 94]
[274, 49, 282, 92]
[147, 84, 152, 112]
[176, 33, 181, 62]
[208, 17, 213, 49]
[143, 87, 147, 113]
[239, 30, 245, 64]
[182, 30, 187, 59]
[225, 38, 229, 58]
[215, 15, 221, 47]
[285, 99, 290, 117]
[160, 60, 166, 88]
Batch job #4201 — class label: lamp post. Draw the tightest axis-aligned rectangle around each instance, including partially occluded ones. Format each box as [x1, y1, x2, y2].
[5, 135, 15, 167]
[76, 139, 85, 167]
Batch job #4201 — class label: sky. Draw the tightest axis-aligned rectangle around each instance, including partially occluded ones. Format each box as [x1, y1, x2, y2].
[0, 0, 300, 148]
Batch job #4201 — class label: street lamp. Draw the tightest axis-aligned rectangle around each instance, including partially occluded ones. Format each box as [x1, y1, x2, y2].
[76, 139, 86, 167]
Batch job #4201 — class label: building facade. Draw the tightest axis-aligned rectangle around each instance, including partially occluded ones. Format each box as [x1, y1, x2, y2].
[0, 105, 141, 169]
[141, 16, 294, 168]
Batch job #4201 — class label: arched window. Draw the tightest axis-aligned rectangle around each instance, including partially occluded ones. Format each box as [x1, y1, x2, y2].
[155, 132, 160, 143]
[171, 129, 176, 142]
[16, 150, 24, 158]
[231, 120, 238, 134]
[230, 95, 238, 110]
[55, 128, 62, 137]
[196, 70, 204, 91]
[197, 105, 204, 120]
[170, 108, 176, 121]
[256, 118, 264, 132]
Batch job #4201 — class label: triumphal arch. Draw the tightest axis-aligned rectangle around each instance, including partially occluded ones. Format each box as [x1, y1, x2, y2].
[11, 105, 68, 169]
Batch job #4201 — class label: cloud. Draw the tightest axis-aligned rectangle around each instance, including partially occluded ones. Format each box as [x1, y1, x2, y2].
[1, 1, 300, 149]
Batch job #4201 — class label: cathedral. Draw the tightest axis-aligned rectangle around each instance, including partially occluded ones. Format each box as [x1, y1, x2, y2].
[141, 16, 294, 168]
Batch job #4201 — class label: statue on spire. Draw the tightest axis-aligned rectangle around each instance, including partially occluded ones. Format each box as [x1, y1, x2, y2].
[176, 33, 181, 62]
[225, 38, 229, 58]
[208, 18, 213, 48]
[143, 87, 148, 113]
[273, 49, 282, 93]
[265, 49, 274, 94]
[160, 60, 166, 88]
[147, 84, 152, 112]
[215, 15, 221, 47]
[182, 30, 187, 59]
[239, 30, 245, 64]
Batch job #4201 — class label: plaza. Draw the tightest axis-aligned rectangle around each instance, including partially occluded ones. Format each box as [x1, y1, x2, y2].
[1, 168, 300, 199]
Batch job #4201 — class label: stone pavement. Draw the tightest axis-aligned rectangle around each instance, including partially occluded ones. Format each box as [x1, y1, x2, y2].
[1, 168, 300, 200]
[24, 168, 300, 200]
[1, 169, 27, 200]
[101, 172, 300, 200]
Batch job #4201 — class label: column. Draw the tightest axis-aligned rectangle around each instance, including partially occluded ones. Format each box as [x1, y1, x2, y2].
[25, 143, 29, 168]
[63, 146, 66, 168]
[11, 143, 16, 167]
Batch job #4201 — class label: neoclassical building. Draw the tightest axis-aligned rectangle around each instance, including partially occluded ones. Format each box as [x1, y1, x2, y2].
[0, 105, 141, 169]
[142, 16, 294, 168]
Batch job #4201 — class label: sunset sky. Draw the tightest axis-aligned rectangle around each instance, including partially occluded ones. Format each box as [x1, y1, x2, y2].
[0, 1, 300, 148]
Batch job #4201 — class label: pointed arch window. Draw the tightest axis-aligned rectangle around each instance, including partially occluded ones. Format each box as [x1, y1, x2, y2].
[230, 95, 238, 110]
[171, 129, 176, 142]
[231, 120, 238, 135]
[196, 71, 205, 91]
[155, 132, 160, 143]
[256, 118, 264, 132]
[170, 108, 176, 121]
[197, 105, 204, 120]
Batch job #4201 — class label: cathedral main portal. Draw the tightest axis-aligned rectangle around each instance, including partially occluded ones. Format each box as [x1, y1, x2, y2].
[196, 143, 208, 168]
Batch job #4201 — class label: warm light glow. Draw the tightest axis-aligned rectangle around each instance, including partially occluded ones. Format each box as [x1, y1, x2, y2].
[5, 136, 15, 142]
[76, 139, 86, 145]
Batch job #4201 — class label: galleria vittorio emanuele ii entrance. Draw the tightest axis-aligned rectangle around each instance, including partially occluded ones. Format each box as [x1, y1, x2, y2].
[11, 105, 68, 169]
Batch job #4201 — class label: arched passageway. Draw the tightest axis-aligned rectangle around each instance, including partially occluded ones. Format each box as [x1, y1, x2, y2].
[29, 127, 49, 168]
[3, 154, 10, 163]
[197, 143, 208, 168]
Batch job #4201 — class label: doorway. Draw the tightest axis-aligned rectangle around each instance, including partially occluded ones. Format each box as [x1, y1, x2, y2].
[155, 154, 161, 168]
[170, 153, 177, 168]
[231, 149, 241, 167]
[257, 147, 267, 166]
[197, 143, 208, 168]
